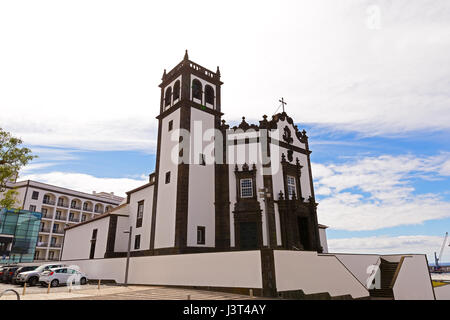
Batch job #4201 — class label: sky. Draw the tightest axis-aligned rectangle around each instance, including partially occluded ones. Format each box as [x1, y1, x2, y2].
[1, 0, 449, 262]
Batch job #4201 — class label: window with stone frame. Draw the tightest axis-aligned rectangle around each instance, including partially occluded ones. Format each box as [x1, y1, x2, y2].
[165, 86, 172, 107]
[197, 226, 205, 245]
[240, 178, 253, 198]
[165, 171, 171, 184]
[32, 191, 39, 200]
[136, 200, 144, 228]
[205, 85, 214, 105]
[287, 175, 297, 199]
[173, 80, 180, 101]
[192, 79, 202, 100]
[134, 234, 141, 250]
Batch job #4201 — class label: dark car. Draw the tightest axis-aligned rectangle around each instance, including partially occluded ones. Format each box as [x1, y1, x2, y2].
[12, 266, 38, 285]
[0, 267, 6, 282]
[1, 266, 20, 284]
[0, 265, 19, 283]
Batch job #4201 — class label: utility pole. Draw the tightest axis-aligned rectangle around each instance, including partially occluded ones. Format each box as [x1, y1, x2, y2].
[124, 226, 132, 286]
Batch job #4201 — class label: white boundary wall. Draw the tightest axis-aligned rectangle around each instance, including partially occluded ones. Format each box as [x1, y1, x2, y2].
[333, 253, 435, 300]
[60, 250, 263, 289]
[392, 255, 435, 300]
[273, 250, 369, 299]
[435, 284, 450, 300]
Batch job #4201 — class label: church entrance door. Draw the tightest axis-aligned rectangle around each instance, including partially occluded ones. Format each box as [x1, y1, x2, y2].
[297, 217, 312, 250]
[239, 222, 258, 250]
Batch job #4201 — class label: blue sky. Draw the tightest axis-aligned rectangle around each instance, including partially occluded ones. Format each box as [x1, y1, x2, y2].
[1, 0, 450, 261]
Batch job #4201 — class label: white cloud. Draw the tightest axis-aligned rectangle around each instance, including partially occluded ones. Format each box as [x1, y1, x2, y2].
[315, 153, 450, 231]
[328, 235, 449, 263]
[18, 171, 147, 198]
[1, 0, 449, 151]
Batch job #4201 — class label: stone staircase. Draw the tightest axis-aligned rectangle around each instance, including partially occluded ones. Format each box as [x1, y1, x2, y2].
[369, 258, 400, 300]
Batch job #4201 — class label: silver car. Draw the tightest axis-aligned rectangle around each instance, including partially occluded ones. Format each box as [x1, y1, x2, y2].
[39, 267, 88, 287]
[16, 263, 66, 286]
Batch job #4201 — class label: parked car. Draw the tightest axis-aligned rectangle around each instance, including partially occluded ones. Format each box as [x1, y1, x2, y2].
[12, 266, 38, 285]
[0, 267, 6, 282]
[0, 265, 18, 283]
[1, 266, 20, 283]
[39, 267, 88, 287]
[15, 263, 66, 286]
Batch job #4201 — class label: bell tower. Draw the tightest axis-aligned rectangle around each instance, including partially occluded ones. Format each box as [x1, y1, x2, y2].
[149, 51, 225, 253]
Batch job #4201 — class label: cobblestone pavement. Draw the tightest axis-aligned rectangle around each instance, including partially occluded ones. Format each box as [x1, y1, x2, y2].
[0, 282, 259, 300]
[67, 286, 257, 300]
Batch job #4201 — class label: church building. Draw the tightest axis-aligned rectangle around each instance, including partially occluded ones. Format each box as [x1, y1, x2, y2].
[61, 52, 328, 261]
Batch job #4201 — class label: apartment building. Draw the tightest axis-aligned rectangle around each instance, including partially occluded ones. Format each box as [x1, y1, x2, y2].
[1, 180, 123, 261]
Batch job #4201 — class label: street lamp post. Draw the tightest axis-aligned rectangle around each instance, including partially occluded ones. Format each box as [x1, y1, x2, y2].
[123, 226, 132, 286]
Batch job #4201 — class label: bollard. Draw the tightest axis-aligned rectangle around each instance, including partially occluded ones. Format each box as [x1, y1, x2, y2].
[22, 283, 27, 296]
[98, 279, 101, 290]
[187, 294, 191, 300]
[47, 282, 51, 294]
[249, 289, 254, 298]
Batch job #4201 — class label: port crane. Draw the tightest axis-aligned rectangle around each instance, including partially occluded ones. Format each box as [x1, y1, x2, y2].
[434, 232, 449, 271]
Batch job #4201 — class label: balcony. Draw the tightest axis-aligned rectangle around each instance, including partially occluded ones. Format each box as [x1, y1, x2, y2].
[83, 207, 93, 212]
[94, 209, 104, 214]
[36, 242, 48, 248]
[49, 243, 62, 248]
[52, 229, 64, 235]
[68, 217, 80, 223]
[41, 214, 53, 220]
[43, 199, 55, 205]
[54, 215, 67, 221]
[57, 202, 69, 208]
[39, 228, 51, 233]
[70, 204, 81, 210]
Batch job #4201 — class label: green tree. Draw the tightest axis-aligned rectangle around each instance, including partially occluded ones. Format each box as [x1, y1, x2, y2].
[0, 189, 20, 210]
[0, 128, 36, 209]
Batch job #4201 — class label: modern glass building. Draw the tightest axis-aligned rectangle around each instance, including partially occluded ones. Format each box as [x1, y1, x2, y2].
[0, 208, 42, 264]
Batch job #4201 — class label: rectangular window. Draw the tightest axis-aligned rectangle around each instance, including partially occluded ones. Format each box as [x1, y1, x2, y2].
[55, 210, 61, 219]
[53, 224, 59, 232]
[81, 214, 87, 222]
[42, 208, 47, 215]
[32, 191, 39, 200]
[287, 175, 297, 199]
[134, 235, 141, 249]
[197, 226, 205, 245]
[199, 153, 206, 166]
[168, 120, 173, 131]
[49, 251, 54, 260]
[29, 205, 36, 212]
[165, 171, 171, 184]
[240, 178, 253, 198]
[92, 229, 98, 240]
[136, 201, 144, 228]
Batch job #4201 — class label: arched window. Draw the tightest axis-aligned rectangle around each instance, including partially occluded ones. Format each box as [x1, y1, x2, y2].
[205, 85, 214, 105]
[173, 80, 180, 101]
[192, 79, 202, 100]
[165, 87, 172, 107]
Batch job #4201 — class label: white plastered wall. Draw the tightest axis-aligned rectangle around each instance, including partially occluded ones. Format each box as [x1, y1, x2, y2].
[187, 108, 216, 247]
[154, 108, 181, 249]
[274, 250, 369, 298]
[61, 217, 110, 260]
[392, 255, 435, 300]
[128, 185, 154, 251]
[60, 251, 263, 289]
